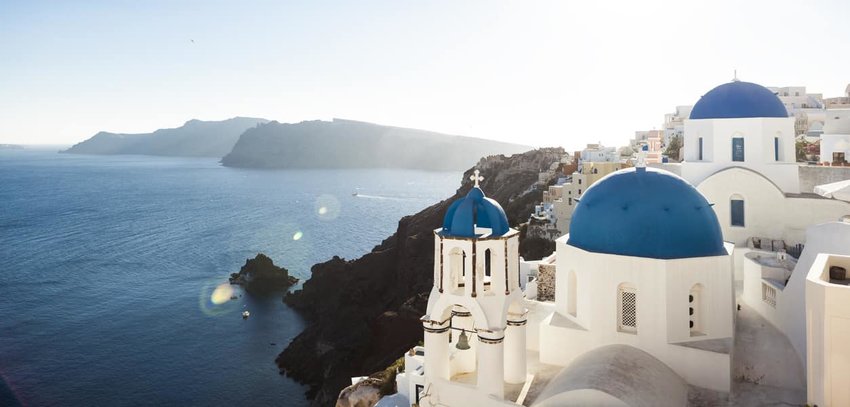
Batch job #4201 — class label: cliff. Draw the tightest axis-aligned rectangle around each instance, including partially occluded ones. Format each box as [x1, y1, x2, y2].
[276, 148, 565, 406]
[221, 118, 531, 171]
[62, 117, 268, 157]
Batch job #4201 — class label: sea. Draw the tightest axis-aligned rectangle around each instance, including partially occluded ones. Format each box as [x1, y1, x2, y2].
[0, 149, 460, 406]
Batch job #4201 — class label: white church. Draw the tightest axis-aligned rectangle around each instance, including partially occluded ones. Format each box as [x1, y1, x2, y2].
[384, 80, 850, 407]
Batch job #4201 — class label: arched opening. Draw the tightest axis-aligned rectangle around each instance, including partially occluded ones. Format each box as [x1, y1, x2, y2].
[483, 248, 492, 293]
[730, 194, 745, 227]
[617, 283, 637, 334]
[689, 284, 704, 336]
[449, 248, 466, 294]
[567, 270, 577, 317]
[698, 136, 704, 160]
[446, 305, 478, 386]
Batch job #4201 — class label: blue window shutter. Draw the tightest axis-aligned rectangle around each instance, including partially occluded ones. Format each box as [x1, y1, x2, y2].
[731, 199, 745, 227]
[698, 137, 703, 160]
[732, 138, 745, 162]
[774, 137, 779, 161]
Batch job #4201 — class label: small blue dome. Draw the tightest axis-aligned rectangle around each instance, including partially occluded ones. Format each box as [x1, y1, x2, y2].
[568, 167, 726, 259]
[690, 81, 788, 120]
[442, 186, 510, 237]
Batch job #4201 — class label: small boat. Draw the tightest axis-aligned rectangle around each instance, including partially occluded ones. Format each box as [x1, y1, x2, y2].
[352, 191, 358, 196]
[242, 311, 250, 319]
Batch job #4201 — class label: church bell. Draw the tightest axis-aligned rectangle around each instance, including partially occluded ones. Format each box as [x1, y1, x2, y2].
[455, 330, 471, 350]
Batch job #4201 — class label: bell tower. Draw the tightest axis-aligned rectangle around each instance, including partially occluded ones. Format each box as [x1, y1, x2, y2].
[420, 170, 527, 404]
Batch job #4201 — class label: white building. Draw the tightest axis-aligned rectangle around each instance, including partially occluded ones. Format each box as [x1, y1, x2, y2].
[663, 105, 693, 146]
[679, 80, 800, 193]
[387, 79, 850, 407]
[806, 247, 850, 407]
[820, 108, 850, 165]
[767, 85, 826, 137]
[412, 171, 525, 406]
[823, 84, 850, 108]
[579, 143, 618, 163]
[543, 166, 736, 394]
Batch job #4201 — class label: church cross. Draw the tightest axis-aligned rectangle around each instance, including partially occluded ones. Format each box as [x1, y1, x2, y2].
[470, 169, 484, 188]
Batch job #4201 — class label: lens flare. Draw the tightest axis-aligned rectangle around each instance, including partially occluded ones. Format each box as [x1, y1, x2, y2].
[210, 283, 234, 305]
[199, 278, 241, 317]
[293, 231, 303, 240]
[314, 194, 341, 221]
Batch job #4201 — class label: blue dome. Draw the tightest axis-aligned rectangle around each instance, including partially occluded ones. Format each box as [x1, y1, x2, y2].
[442, 186, 510, 238]
[567, 167, 726, 259]
[690, 81, 788, 120]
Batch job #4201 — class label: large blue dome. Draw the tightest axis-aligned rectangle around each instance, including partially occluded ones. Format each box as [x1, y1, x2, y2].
[567, 167, 726, 259]
[689, 81, 788, 120]
[442, 186, 510, 238]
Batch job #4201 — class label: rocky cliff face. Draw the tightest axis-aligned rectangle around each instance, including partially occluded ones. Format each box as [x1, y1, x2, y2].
[277, 148, 564, 406]
[63, 117, 268, 157]
[221, 118, 531, 171]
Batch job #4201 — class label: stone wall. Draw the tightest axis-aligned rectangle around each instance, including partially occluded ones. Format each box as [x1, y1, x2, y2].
[799, 166, 850, 193]
[536, 263, 556, 302]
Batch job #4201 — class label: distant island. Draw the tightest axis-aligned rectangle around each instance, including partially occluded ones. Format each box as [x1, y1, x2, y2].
[221, 118, 531, 171]
[62, 117, 268, 157]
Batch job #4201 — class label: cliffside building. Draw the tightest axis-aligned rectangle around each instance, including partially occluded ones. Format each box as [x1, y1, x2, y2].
[387, 79, 850, 407]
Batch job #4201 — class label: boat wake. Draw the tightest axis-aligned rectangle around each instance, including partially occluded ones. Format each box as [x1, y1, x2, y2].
[353, 193, 406, 201]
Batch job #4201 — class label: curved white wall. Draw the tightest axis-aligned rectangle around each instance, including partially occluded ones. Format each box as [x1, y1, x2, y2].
[697, 167, 850, 246]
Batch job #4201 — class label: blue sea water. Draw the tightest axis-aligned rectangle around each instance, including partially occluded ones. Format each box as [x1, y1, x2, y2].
[0, 149, 459, 406]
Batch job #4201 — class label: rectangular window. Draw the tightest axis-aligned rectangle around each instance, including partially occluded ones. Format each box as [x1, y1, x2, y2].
[774, 137, 779, 161]
[731, 199, 745, 227]
[732, 137, 745, 162]
[698, 137, 703, 160]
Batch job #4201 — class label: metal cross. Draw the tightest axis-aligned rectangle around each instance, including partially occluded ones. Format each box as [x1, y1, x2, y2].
[470, 169, 484, 187]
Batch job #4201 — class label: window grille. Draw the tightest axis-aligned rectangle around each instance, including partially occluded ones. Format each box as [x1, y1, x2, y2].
[618, 286, 637, 333]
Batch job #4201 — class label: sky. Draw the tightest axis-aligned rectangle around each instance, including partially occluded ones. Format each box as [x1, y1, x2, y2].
[1, 0, 849, 150]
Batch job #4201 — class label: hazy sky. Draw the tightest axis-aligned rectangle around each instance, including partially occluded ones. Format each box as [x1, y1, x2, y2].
[2, 0, 849, 150]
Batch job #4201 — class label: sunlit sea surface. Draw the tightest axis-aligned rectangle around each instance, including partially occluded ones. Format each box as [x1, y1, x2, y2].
[0, 149, 459, 406]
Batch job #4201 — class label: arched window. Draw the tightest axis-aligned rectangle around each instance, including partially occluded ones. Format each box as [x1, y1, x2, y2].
[689, 284, 704, 336]
[730, 194, 745, 227]
[568, 270, 577, 317]
[617, 283, 637, 334]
